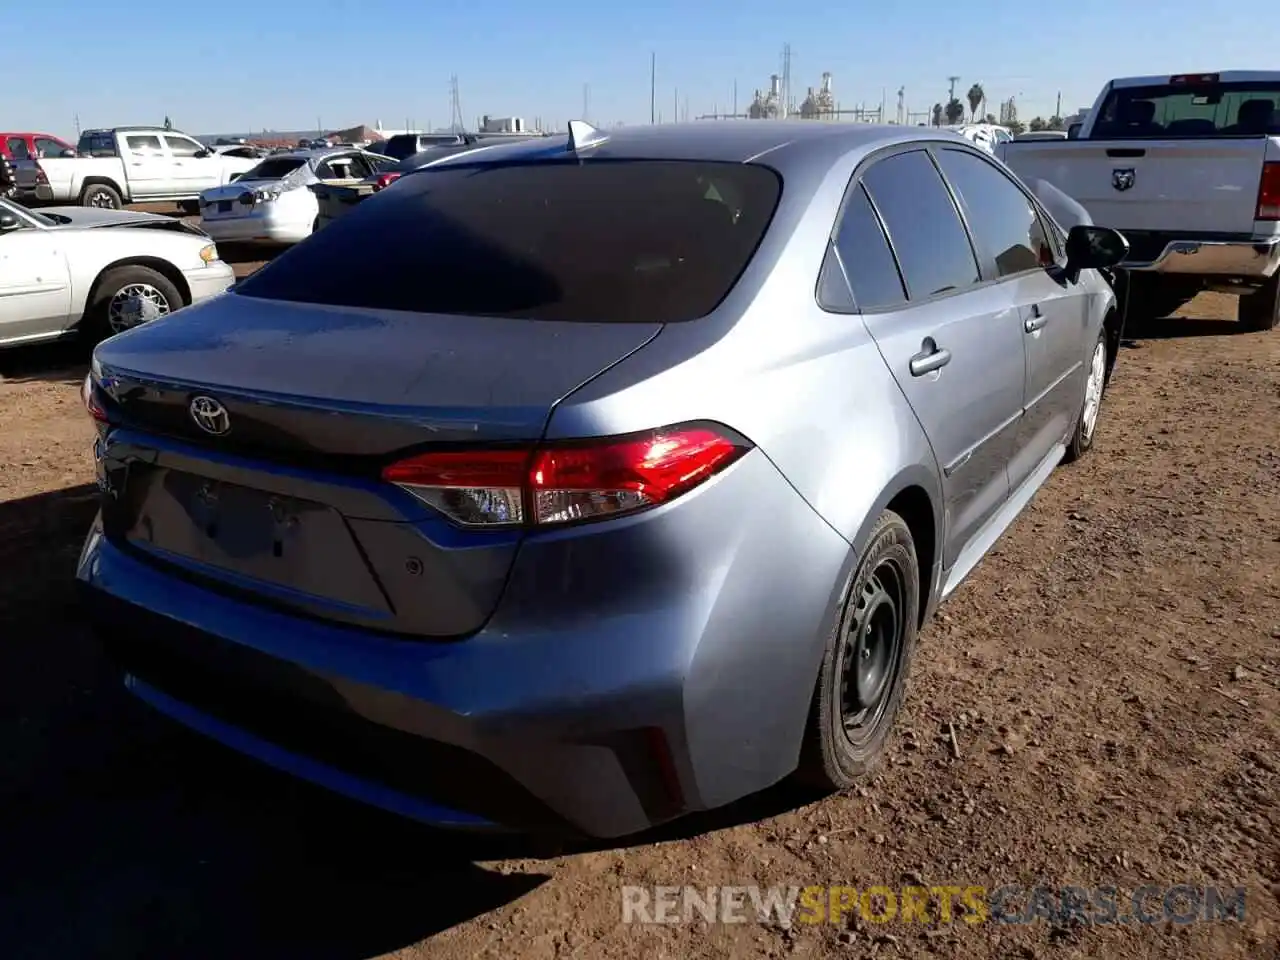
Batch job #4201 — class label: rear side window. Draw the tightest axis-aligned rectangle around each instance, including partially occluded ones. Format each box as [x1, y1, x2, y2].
[241, 157, 308, 179]
[1093, 80, 1280, 138]
[7, 137, 30, 160]
[860, 150, 980, 300]
[827, 183, 906, 310]
[125, 135, 163, 154]
[236, 160, 783, 323]
[935, 149, 1053, 277]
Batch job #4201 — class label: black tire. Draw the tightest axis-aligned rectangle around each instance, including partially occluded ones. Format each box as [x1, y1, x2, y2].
[82, 265, 184, 343]
[797, 510, 920, 791]
[1062, 329, 1108, 464]
[1237, 272, 1280, 332]
[80, 182, 123, 210]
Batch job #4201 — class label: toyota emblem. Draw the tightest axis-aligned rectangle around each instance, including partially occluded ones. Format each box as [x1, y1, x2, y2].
[189, 395, 231, 436]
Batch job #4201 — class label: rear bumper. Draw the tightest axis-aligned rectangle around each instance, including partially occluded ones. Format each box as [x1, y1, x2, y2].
[1125, 235, 1280, 278]
[17, 183, 54, 203]
[200, 214, 309, 245]
[77, 449, 852, 838]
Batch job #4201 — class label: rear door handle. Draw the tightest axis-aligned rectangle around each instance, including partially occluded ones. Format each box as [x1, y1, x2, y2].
[1024, 304, 1047, 332]
[909, 338, 952, 377]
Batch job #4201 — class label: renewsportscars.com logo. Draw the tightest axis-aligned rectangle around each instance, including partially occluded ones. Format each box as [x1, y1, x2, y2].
[621, 884, 1247, 927]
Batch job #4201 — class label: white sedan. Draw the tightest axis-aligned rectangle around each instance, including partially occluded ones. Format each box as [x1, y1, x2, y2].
[0, 197, 234, 349]
[197, 147, 397, 245]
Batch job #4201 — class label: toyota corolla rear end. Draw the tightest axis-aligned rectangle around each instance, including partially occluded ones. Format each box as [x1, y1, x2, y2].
[77, 143, 850, 838]
[199, 154, 317, 244]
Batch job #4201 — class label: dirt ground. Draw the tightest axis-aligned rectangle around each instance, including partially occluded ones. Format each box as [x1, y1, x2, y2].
[0, 268, 1276, 959]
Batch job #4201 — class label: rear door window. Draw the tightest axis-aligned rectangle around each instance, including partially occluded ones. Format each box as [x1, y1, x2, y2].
[7, 138, 30, 160]
[236, 159, 783, 322]
[859, 150, 981, 300]
[125, 134, 164, 155]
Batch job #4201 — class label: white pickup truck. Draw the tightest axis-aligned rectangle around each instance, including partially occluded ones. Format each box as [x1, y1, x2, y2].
[32, 126, 257, 212]
[997, 71, 1280, 331]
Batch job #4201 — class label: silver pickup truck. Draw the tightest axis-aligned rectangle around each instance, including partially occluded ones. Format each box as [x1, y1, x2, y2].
[17, 126, 257, 211]
[998, 71, 1280, 332]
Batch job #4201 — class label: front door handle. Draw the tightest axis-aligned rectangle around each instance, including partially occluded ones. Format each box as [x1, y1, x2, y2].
[1024, 304, 1048, 332]
[909, 338, 952, 377]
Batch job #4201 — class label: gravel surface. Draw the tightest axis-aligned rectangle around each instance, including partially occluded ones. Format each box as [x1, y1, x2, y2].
[0, 261, 1276, 960]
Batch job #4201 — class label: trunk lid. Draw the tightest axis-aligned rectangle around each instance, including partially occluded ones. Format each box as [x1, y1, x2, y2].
[93, 293, 661, 637]
[94, 292, 661, 454]
[1000, 138, 1275, 236]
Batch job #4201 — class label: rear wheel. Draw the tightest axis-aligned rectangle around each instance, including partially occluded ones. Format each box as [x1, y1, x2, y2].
[1238, 272, 1280, 332]
[80, 183, 122, 209]
[798, 510, 919, 790]
[83, 266, 183, 342]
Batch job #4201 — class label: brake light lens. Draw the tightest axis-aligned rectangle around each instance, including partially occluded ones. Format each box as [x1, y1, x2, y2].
[1169, 73, 1219, 86]
[1256, 163, 1280, 220]
[381, 424, 751, 528]
[82, 373, 107, 423]
[35, 163, 48, 185]
[372, 172, 402, 191]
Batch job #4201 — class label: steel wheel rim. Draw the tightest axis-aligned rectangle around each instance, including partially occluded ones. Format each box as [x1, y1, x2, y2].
[107, 282, 170, 333]
[1082, 341, 1107, 441]
[838, 559, 906, 745]
[90, 191, 117, 209]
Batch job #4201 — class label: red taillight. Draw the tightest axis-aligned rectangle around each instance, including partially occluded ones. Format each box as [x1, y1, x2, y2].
[381, 424, 751, 528]
[372, 172, 402, 191]
[1169, 73, 1219, 86]
[35, 163, 48, 185]
[1256, 163, 1280, 220]
[82, 374, 107, 423]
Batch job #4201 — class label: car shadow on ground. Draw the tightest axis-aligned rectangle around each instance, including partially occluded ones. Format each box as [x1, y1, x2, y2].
[0, 484, 550, 960]
[0, 339, 91, 386]
[1123, 314, 1247, 341]
[0, 483, 826, 958]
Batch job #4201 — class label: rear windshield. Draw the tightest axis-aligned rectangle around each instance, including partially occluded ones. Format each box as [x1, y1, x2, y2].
[77, 132, 117, 157]
[1092, 81, 1280, 139]
[241, 156, 308, 180]
[383, 135, 421, 159]
[235, 159, 783, 323]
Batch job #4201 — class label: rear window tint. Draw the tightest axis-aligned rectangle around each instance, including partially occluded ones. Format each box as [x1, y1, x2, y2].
[236, 159, 783, 323]
[1093, 81, 1280, 138]
[242, 157, 308, 179]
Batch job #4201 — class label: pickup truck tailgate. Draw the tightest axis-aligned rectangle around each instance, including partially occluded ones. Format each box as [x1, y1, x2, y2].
[1001, 139, 1274, 234]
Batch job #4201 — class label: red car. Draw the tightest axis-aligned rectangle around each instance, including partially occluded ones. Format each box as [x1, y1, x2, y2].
[1, 131, 74, 160]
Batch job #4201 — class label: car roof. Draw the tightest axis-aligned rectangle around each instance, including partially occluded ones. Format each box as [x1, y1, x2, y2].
[412, 121, 970, 177]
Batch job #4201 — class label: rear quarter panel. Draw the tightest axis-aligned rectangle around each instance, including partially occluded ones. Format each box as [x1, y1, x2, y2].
[548, 140, 945, 580]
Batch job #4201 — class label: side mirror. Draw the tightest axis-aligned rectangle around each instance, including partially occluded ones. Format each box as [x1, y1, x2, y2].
[60, 148, 77, 158]
[194, 149, 211, 159]
[1065, 225, 1129, 279]
[0, 213, 20, 232]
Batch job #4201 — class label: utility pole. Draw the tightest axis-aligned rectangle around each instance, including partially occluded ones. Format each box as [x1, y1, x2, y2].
[1055, 90, 1062, 119]
[781, 43, 792, 119]
[896, 87, 905, 125]
[733, 80, 738, 118]
[74, 113, 81, 137]
[947, 76, 959, 107]
[449, 75, 465, 133]
[650, 52, 656, 125]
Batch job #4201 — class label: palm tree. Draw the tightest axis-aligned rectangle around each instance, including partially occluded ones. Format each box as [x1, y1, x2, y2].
[966, 84, 985, 122]
[945, 99, 965, 124]
[931, 103, 944, 127]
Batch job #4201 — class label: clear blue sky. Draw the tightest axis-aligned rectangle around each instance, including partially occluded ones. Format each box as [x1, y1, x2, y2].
[10, 0, 1276, 137]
